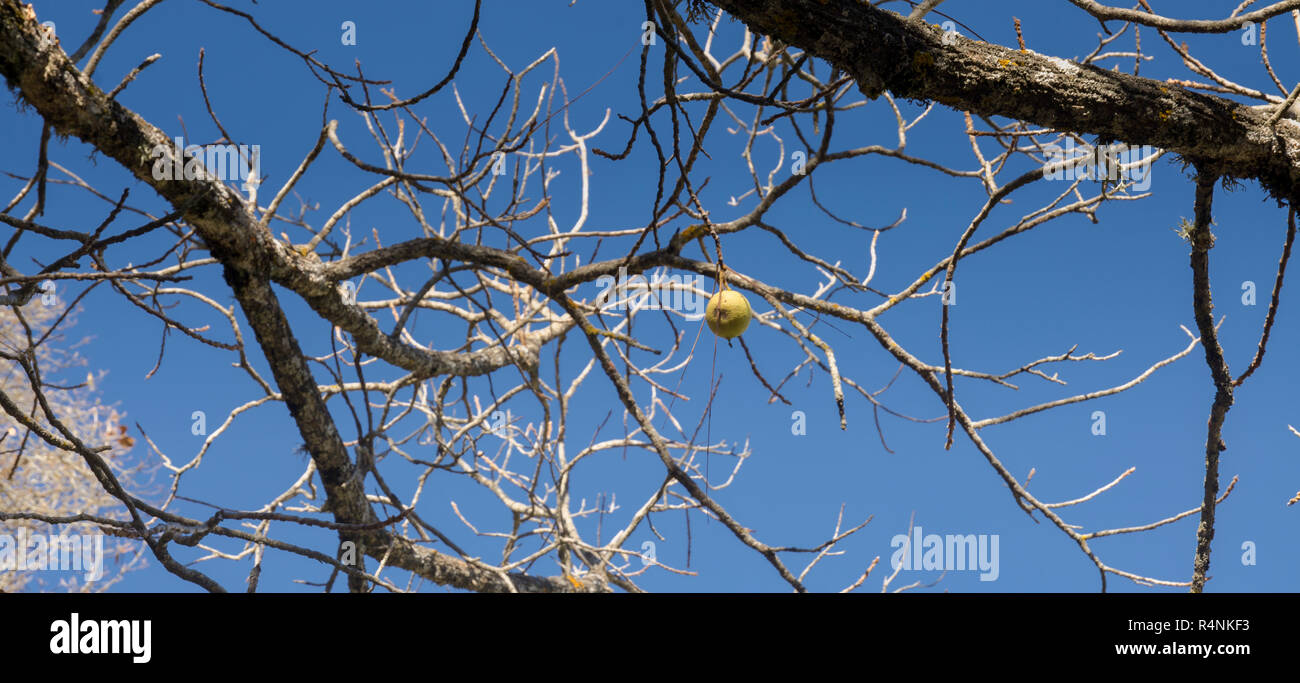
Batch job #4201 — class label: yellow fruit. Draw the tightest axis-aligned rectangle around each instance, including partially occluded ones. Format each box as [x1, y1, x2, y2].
[705, 289, 752, 339]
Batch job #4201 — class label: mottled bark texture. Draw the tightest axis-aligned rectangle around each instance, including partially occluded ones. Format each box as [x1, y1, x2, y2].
[705, 0, 1300, 200]
[1187, 175, 1231, 594]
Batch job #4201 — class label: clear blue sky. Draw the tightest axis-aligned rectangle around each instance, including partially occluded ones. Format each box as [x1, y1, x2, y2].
[3, 0, 1297, 592]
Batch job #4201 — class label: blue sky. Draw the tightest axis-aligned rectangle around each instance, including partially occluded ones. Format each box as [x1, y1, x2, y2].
[3, 0, 1298, 592]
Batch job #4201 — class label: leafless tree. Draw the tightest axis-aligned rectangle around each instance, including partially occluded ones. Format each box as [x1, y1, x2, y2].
[0, 0, 1294, 592]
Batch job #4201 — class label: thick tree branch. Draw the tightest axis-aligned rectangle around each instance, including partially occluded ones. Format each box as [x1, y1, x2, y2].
[1187, 171, 1231, 594]
[221, 264, 605, 592]
[0, 0, 604, 592]
[705, 0, 1300, 199]
[0, 0, 540, 380]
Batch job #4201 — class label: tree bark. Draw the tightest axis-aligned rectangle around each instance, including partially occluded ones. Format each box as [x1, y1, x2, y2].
[705, 0, 1300, 200]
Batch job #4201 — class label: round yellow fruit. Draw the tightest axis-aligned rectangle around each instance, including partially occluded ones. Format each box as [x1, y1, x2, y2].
[705, 289, 752, 339]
